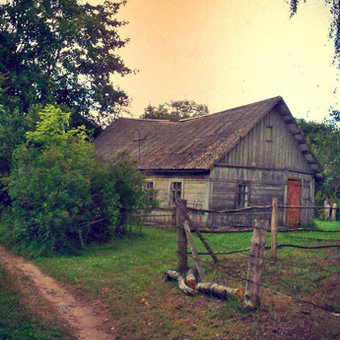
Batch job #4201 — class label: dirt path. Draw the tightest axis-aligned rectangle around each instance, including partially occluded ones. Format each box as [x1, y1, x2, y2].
[0, 246, 114, 340]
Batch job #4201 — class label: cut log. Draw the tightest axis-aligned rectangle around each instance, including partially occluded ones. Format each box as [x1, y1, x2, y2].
[196, 282, 240, 300]
[165, 270, 196, 296]
[186, 267, 197, 288]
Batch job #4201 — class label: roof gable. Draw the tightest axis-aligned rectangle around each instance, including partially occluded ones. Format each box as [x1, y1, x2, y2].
[94, 96, 321, 173]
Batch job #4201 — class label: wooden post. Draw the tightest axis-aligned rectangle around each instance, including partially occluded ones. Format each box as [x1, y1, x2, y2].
[331, 203, 337, 221]
[183, 221, 207, 282]
[324, 200, 331, 220]
[171, 206, 176, 225]
[244, 219, 268, 309]
[271, 198, 278, 261]
[185, 213, 219, 264]
[176, 200, 187, 271]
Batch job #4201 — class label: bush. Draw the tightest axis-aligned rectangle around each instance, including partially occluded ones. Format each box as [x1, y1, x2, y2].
[0, 106, 155, 256]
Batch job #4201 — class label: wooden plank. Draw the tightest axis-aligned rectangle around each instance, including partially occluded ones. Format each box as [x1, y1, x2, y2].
[183, 220, 207, 282]
[185, 213, 219, 263]
[176, 200, 187, 271]
[271, 198, 278, 260]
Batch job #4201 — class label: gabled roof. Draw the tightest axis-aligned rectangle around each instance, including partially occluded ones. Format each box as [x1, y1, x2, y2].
[94, 96, 321, 173]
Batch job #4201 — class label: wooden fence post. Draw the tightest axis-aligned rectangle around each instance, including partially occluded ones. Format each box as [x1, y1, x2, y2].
[324, 200, 331, 220]
[176, 199, 188, 271]
[331, 203, 337, 221]
[271, 198, 278, 261]
[185, 213, 219, 264]
[183, 221, 207, 282]
[171, 206, 176, 225]
[244, 219, 268, 309]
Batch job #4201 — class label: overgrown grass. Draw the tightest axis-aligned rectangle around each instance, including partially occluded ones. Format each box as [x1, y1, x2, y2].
[32, 221, 340, 339]
[0, 261, 73, 340]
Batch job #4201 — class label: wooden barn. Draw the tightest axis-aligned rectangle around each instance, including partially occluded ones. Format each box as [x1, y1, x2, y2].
[95, 96, 321, 228]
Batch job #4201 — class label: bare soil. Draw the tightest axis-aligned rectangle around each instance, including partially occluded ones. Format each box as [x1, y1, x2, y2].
[0, 246, 114, 340]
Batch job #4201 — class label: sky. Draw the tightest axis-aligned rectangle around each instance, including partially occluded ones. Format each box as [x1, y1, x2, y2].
[97, 0, 339, 122]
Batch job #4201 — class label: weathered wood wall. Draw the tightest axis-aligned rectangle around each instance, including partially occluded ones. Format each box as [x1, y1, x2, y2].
[208, 167, 314, 227]
[218, 107, 312, 173]
[145, 173, 209, 209]
[208, 108, 315, 227]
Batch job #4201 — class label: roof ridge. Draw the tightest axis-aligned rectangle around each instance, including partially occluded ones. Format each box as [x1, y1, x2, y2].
[117, 117, 177, 123]
[179, 96, 282, 122]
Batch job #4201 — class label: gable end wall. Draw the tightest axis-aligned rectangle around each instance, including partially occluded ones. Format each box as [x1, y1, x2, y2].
[209, 108, 315, 227]
[218, 108, 313, 173]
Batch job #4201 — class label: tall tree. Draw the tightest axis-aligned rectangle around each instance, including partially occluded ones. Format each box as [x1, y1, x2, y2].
[142, 99, 209, 121]
[297, 118, 340, 202]
[0, 0, 131, 124]
[290, 1, 340, 65]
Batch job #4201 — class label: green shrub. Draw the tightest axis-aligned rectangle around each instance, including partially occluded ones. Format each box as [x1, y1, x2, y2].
[0, 106, 155, 256]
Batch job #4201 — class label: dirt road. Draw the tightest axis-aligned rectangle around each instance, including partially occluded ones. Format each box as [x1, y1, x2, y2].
[0, 246, 114, 340]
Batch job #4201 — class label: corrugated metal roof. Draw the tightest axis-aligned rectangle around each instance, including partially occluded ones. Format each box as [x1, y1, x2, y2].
[94, 96, 321, 173]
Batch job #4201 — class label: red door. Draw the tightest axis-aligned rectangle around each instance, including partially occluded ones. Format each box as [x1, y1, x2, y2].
[286, 178, 302, 227]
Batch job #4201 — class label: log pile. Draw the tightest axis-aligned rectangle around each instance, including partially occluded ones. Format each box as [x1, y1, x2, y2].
[165, 267, 240, 300]
[185, 267, 197, 288]
[165, 270, 196, 295]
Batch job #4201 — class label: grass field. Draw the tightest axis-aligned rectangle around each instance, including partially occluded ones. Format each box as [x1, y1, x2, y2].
[29, 220, 340, 339]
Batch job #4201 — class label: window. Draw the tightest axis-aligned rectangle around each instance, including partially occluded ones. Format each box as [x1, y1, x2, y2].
[238, 184, 249, 208]
[171, 182, 182, 204]
[266, 125, 273, 142]
[146, 181, 155, 201]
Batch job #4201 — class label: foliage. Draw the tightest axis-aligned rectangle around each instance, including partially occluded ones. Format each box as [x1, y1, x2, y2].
[290, 0, 340, 66]
[0, 104, 40, 215]
[0, 104, 30, 173]
[142, 99, 209, 121]
[0, 0, 131, 123]
[297, 118, 340, 202]
[330, 109, 340, 123]
[0, 106, 154, 256]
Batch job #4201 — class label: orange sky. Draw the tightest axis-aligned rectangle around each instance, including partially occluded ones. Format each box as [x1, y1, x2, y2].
[94, 0, 338, 122]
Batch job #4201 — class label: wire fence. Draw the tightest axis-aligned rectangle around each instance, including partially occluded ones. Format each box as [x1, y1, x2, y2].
[138, 201, 338, 232]
[161, 199, 339, 309]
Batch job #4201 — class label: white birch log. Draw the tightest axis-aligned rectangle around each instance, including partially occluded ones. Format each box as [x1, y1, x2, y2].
[165, 270, 196, 295]
[196, 282, 240, 300]
[186, 267, 197, 288]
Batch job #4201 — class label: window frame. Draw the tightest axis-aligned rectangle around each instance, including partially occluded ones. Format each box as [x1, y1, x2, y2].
[236, 182, 250, 208]
[146, 180, 155, 202]
[170, 181, 182, 205]
[266, 125, 273, 143]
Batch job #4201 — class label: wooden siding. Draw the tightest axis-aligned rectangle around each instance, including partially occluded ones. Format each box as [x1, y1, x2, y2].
[218, 108, 313, 174]
[146, 174, 209, 210]
[209, 167, 314, 228]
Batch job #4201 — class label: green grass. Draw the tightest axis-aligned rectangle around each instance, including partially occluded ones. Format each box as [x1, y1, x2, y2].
[31, 220, 340, 339]
[0, 262, 73, 340]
